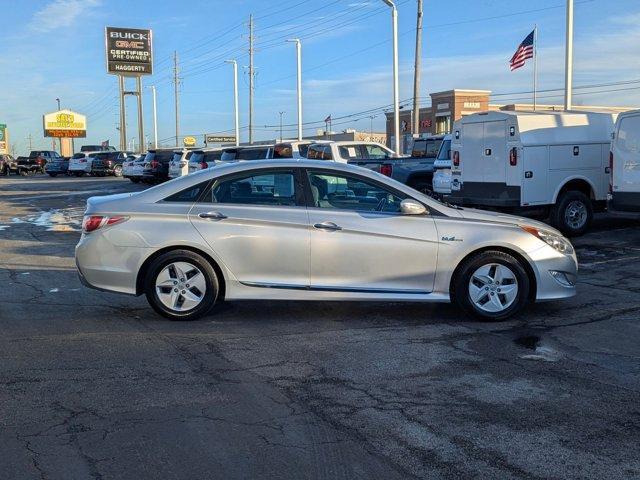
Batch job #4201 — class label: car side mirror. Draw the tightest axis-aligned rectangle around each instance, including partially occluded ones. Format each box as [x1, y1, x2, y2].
[400, 199, 427, 215]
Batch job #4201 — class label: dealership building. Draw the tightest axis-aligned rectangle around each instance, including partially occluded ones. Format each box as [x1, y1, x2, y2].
[385, 89, 632, 150]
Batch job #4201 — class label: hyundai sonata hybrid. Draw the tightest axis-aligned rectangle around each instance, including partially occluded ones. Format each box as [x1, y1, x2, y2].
[75, 159, 577, 321]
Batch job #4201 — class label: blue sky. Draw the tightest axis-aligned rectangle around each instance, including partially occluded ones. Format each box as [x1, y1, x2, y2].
[1, 0, 639, 153]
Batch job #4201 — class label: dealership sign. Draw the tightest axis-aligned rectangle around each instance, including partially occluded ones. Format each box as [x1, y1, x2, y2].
[205, 134, 237, 144]
[43, 110, 87, 138]
[0, 123, 6, 154]
[105, 27, 153, 76]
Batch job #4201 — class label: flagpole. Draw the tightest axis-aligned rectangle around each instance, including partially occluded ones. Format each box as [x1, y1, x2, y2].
[533, 24, 538, 112]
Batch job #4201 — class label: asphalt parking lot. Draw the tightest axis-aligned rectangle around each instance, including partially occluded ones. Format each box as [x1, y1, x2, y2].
[1, 175, 639, 480]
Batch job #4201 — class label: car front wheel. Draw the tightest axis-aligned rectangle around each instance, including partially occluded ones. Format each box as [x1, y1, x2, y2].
[452, 250, 530, 321]
[114, 165, 123, 177]
[144, 250, 219, 321]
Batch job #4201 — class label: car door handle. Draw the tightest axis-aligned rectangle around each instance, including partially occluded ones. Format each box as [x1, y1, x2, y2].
[314, 221, 342, 231]
[198, 211, 227, 220]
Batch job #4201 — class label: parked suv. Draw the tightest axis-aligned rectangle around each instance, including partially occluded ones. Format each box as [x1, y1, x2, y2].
[142, 149, 177, 183]
[609, 109, 640, 212]
[68, 153, 94, 176]
[188, 148, 224, 174]
[168, 149, 196, 179]
[44, 156, 69, 177]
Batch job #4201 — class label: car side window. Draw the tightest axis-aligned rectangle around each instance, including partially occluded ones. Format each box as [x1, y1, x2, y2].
[163, 181, 209, 203]
[202, 170, 298, 207]
[307, 170, 407, 213]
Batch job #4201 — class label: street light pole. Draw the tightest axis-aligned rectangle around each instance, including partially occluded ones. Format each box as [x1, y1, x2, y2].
[55, 98, 61, 153]
[279, 111, 285, 142]
[147, 85, 158, 149]
[564, 0, 574, 110]
[382, 0, 400, 156]
[286, 39, 302, 141]
[225, 60, 240, 146]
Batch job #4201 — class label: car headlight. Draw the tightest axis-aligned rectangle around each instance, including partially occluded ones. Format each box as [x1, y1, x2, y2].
[521, 226, 574, 255]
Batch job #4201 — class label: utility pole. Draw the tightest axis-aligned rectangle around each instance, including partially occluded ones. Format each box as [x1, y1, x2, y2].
[279, 111, 285, 142]
[287, 39, 302, 141]
[173, 51, 180, 146]
[55, 98, 62, 153]
[412, 0, 423, 134]
[564, 0, 574, 110]
[248, 14, 255, 144]
[225, 60, 240, 146]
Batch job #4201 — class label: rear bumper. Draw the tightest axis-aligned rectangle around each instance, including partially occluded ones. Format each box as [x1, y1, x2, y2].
[609, 191, 640, 212]
[448, 182, 521, 207]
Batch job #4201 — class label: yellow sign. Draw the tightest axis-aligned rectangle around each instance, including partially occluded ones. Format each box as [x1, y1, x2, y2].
[43, 109, 87, 138]
[183, 136, 196, 147]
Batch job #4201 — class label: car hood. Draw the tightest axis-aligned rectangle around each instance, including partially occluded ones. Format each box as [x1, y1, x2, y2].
[458, 207, 562, 235]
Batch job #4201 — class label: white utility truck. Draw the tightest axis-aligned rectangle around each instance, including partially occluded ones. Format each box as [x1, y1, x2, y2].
[447, 110, 617, 235]
[609, 109, 640, 213]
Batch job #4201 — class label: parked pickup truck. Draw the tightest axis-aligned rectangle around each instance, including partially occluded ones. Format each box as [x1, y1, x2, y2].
[307, 137, 445, 194]
[15, 151, 63, 175]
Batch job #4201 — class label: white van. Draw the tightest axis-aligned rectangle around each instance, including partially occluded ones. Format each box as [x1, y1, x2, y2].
[448, 111, 617, 235]
[609, 109, 640, 212]
[432, 134, 452, 195]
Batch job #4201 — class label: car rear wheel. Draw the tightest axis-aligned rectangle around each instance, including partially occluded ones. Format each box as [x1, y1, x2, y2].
[114, 165, 123, 177]
[144, 250, 219, 321]
[452, 250, 530, 321]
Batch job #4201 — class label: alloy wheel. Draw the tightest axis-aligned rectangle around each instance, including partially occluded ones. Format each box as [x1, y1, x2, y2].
[468, 263, 519, 313]
[564, 200, 588, 231]
[155, 261, 207, 312]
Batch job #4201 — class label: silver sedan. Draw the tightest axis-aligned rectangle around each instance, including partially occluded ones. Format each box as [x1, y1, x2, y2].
[75, 159, 578, 321]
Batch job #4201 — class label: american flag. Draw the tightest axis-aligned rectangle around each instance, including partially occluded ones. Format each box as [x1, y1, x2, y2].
[510, 30, 535, 71]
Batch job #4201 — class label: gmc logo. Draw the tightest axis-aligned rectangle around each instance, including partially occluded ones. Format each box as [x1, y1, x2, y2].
[110, 32, 148, 40]
[115, 40, 145, 49]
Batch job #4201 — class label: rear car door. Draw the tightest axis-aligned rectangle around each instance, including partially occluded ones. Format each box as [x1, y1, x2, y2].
[189, 167, 310, 287]
[304, 168, 438, 293]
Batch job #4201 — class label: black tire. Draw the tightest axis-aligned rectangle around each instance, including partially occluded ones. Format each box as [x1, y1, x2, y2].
[48, 173, 58, 177]
[144, 250, 220, 321]
[0, 166, 7, 176]
[549, 190, 593, 237]
[114, 165, 123, 177]
[19, 169, 28, 176]
[452, 250, 530, 321]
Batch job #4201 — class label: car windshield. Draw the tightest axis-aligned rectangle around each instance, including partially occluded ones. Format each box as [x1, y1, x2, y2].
[437, 139, 451, 160]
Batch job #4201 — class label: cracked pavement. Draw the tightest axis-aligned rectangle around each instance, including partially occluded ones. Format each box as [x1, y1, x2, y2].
[1, 175, 639, 479]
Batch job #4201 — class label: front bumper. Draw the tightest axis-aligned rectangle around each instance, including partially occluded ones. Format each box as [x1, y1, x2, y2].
[530, 248, 578, 302]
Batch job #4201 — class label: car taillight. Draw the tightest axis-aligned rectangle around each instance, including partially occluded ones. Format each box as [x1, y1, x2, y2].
[151, 160, 159, 168]
[453, 151, 460, 166]
[380, 163, 393, 177]
[82, 215, 128, 233]
[509, 147, 518, 166]
[200, 161, 208, 170]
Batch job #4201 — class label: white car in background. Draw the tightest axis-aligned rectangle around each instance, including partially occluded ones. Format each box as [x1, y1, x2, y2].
[188, 148, 224, 174]
[68, 152, 94, 176]
[168, 149, 196, 179]
[122, 155, 145, 183]
[306, 141, 395, 163]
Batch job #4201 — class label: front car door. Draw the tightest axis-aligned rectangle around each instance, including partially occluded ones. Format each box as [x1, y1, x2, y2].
[188, 167, 310, 287]
[304, 168, 439, 294]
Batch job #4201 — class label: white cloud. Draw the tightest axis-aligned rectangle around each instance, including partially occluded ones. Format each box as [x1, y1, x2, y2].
[29, 0, 101, 32]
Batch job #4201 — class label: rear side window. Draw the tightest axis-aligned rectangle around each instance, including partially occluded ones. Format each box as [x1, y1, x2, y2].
[338, 146, 362, 160]
[237, 148, 269, 160]
[163, 181, 209, 203]
[72, 153, 85, 159]
[202, 170, 297, 206]
[617, 116, 640, 153]
[273, 144, 293, 158]
[204, 151, 222, 161]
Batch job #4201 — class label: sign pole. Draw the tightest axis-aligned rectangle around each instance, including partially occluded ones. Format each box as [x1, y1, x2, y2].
[136, 76, 145, 153]
[119, 75, 127, 151]
[533, 24, 538, 112]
